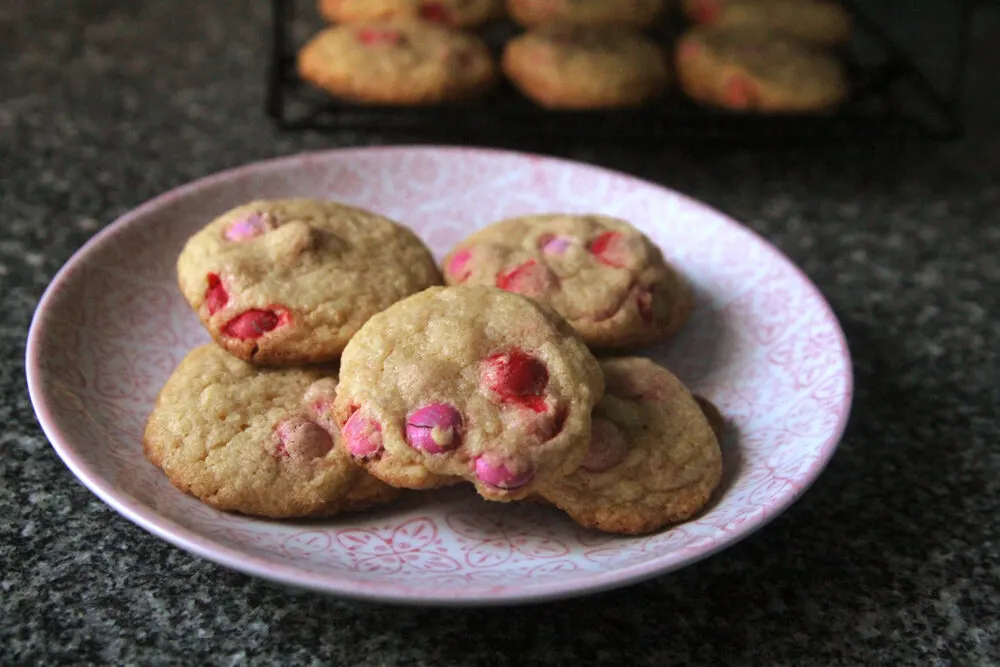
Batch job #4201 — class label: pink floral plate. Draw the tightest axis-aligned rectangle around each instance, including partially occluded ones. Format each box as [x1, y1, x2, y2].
[26, 146, 852, 605]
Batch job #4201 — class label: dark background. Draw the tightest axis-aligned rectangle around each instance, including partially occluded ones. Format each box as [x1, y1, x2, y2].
[2, 1, 998, 664]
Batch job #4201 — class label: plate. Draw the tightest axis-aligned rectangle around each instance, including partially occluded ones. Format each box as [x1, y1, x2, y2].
[26, 146, 852, 605]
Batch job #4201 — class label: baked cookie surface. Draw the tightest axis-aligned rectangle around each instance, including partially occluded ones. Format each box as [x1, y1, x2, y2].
[675, 26, 849, 112]
[507, 0, 669, 28]
[538, 357, 723, 534]
[443, 214, 691, 348]
[682, 0, 852, 46]
[332, 285, 605, 501]
[143, 345, 399, 518]
[176, 198, 441, 365]
[319, 0, 503, 28]
[503, 24, 670, 109]
[298, 19, 497, 105]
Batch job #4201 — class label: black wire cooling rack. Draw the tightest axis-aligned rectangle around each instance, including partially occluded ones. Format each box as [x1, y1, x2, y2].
[265, 0, 974, 145]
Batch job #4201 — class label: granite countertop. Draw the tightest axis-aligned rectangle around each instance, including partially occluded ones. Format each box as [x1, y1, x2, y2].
[3, 1, 999, 664]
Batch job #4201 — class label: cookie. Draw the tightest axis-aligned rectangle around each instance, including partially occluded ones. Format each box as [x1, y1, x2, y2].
[538, 357, 723, 535]
[143, 345, 399, 518]
[502, 24, 670, 109]
[297, 20, 497, 105]
[176, 199, 441, 366]
[332, 285, 605, 501]
[442, 214, 691, 348]
[682, 0, 852, 46]
[694, 394, 726, 440]
[318, 0, 503, 28]
[507, 0, 668, 28]
[675, 26, 849, 112]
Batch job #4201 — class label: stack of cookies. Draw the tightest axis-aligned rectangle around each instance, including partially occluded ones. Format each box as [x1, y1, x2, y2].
[144, 199, 724, 535]
[295, 0, 851, 113]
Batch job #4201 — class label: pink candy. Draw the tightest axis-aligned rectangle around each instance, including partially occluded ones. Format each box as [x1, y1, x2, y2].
[580, 418, 629, 472]
[539, 234, 573, 255]
[224, 213, 270, 242]
[343, 411, 383, 458]
[405, 403, 463, 454]
[447, 249, 473, 282]
[473, 453, 534, 490]
[274, 417, 333, 461]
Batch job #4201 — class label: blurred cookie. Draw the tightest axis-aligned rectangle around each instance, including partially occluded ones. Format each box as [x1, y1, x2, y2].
[333, 286, 605, 502]
[676, 27, 848, 112]
[502, 24, 670, 109]
[298, 20, 497, 105]
[318, 0, 504, 29]
[538, 357, 723, 535]
[143, 345, 399, 518]
[443, 213, 691, 348]
[682, 0, 851, 46]
[507, 0, 668, 28]
[176, 199, 441, 365]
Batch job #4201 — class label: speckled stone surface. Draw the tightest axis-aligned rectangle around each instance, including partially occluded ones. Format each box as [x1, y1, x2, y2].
[3, 1, 999, 665]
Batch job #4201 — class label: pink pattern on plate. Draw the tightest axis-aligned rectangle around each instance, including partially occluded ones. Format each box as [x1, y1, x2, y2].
[25, 146, 853, 605]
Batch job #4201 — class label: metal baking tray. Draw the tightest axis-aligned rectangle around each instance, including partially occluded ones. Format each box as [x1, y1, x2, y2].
[265, 0, 972, 144]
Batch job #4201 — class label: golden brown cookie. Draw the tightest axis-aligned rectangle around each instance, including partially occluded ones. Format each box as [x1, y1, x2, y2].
[318, 0, 504, 28]
[175, 199, 441, 366]
[442, 214, 691, 348]
[507, 0, 669, 28]
[502, 24, 670, 109]
[297, 20, 497, 105]
[682, 0, 852, 46]
[538, 357, 723, 535]
[675, 26, 848, 112]
[143, 345, 399, 519]
[694, 394, 726, 440]
[331, 286, 605, 502]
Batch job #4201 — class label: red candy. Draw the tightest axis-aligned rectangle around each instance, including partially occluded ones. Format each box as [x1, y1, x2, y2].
[724, 75, 757, 109]
[222, 308, 289, 339]
[204, 273, 228, 315]
[588, 231, 630, 268]
[419, 2, 451, 23]
[482, 350, 549, 412]
[690, 0, 721, 24]
[358, 28, 402, 45]
[495, 259, 555, 297]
